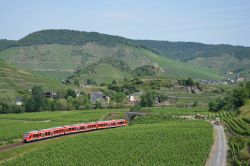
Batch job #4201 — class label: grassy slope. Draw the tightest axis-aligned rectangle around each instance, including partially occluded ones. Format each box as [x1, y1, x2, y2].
[136, 48, 221, 80]
[0, 43, 221, 82]
[187, 55, 250, 79]
[0, 60, 61, 91]
[77, 63, 133, 84]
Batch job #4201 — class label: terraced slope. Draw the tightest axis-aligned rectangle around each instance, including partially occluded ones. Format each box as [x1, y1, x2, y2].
[136, 40, 250, 79]
[0, 60, 60, 91]
[0, 30, 221, 82]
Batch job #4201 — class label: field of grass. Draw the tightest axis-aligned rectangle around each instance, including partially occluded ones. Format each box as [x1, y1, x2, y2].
[0, 109, 126, 145]
[2, 118, 213, 166]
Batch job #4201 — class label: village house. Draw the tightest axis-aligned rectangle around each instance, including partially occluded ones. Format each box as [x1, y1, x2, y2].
[44, 91, 57, 99]
[90, 92, 110, 104]
[127, 92, 143, 104]
[16, 96, 23, 106]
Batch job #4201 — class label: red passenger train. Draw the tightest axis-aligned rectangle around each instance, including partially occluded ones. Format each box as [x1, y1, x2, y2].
[23, 119, 127, 143]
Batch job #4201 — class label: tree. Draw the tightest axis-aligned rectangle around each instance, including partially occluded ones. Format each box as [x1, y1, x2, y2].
[186, 77, 195, 86]
[208, 99, 220, 112]
[56, 89, 66, 99]
[32, 86, 45, 112]
[65, 89, 76, 99]
[123, 77, 129, 83]
[66, 96, 75, 110]
[94, 101, 102, 109]
[55, 99, 68, 110]
[86, 79, 96, 85]
[140, 91, 157, 107]
[0, 101, 11, 113]
[130, 104, 141, 112]
[112, 80, 117, 85]
[44, 99, 56, 111]
[25, 97, 36, 112]
[74, 78, 80, 87]
[112, 92, 126, 103]
[232, 88, 248, 109]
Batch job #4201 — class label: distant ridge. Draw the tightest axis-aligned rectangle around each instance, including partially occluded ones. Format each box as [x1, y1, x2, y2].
[3, 29, 250, 81]
[17, 29, 135, 47]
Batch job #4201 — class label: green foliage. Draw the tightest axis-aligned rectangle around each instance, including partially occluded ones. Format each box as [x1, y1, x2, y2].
[130, 104, 142, 112]
[133, 65, 157, 76]
[0, 39, 16, 51]
[179, 77, 195, 86]
[74, 78, 80, 87]
[94, 101, 102, 109]
[218, 111, 250, 165]
[65, 89, 76, 99]
[136, 40, 250, 61]
[55, 99, 69, 111]
[111, 80, 117, 85]
[25, 98, 36, 112]
[157, 94, 168, 103]
[44, 99, 56, 111]
[192, 100, 198, 107]
[17, 29, 135, 47]
[86, 79, 96, 85]
[32, 86, 46, 112]
[112, 92, 126, 103]
[74, 95, 90, 109]
[0, 101, 25, 114]
[209, 83, 250, 112]
[107, 83, 138, 95]
[140, 90, 157, 107]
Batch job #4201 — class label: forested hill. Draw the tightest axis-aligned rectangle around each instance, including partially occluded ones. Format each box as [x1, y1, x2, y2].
[1, 29, 250, 80]
[2, 29, 250, 61]
[0, 39, 16, 51]
[17, 29, 135, 47]
[135, 40, 250, 61]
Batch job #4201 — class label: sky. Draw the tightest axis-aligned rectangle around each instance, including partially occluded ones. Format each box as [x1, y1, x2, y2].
[1, 0, 250, 46]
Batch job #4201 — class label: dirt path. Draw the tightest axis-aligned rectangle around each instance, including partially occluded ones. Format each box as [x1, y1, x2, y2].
[206, 122, 228, 166]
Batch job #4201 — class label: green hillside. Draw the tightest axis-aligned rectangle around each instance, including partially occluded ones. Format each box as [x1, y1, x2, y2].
[0, 39, 16, 51]
[17, 29, 134, 47]
[0, 30, 222, 83]
[136, 40, 250, 79]
[0, 60, 61, 91]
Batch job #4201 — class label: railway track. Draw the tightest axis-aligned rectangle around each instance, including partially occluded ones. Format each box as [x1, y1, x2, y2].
[0, 142, 25, 152]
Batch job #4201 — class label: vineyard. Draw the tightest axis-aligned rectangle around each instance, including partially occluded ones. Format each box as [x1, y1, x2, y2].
[3, 118, 213, 166]
[0, 109, 125, 145]
[209, 109, 250, 165]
